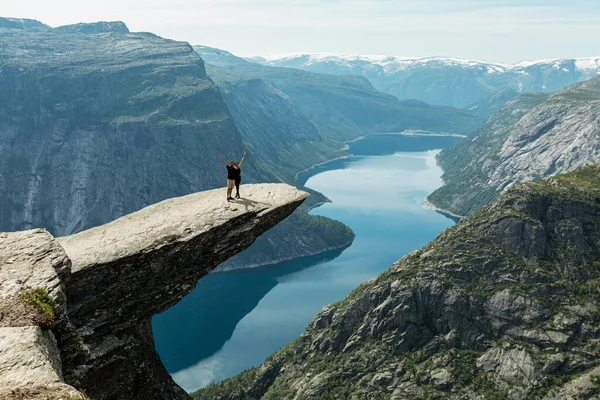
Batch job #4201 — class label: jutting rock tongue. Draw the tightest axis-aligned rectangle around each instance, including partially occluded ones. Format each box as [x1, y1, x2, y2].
[0, 184, 307, 400]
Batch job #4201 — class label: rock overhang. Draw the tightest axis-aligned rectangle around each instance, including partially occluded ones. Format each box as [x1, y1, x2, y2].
[0, 183, 308, 399]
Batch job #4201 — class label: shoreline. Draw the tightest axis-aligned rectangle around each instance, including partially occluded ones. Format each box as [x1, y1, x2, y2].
[293, 153, 352, 182]
[215, 236, 356, 272]
[422, 198, 467, 220]
[422, 151, 467, 220]
[235, 131, 464, 271]
[295, 130, 467, 182]
[345, 130, 468, 145]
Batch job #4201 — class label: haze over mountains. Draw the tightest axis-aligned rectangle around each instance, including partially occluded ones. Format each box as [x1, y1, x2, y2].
[250, 53, 600, 114]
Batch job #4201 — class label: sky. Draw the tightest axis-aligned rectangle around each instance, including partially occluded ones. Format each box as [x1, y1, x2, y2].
[2, 0, 600, 63]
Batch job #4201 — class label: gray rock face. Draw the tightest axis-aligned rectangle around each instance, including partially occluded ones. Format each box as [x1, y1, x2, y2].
[0, 22, 256, 236]
[0, 19, 353, 272]
[0, 184, 307, 400]
[428, 76, 600, 217]
[193, 167, 600, 400]
[0, 229, 84, 399]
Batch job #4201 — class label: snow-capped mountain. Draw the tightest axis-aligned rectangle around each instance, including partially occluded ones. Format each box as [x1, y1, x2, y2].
[248, 54, 600, 111]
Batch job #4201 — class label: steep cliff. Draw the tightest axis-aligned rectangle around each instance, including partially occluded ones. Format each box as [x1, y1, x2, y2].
[0, 184, 307, 400]
[205, 65, 340, 183]
[0, 229, 85, 400]
[428, 76, 600, 217]
[0, 19, 353, 271]
[204, 65, 355, 269]
[194, 166, 600, 400]
[0, 21, 256, 236]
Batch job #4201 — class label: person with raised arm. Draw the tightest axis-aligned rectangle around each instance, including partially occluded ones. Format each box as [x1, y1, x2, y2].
[233, 152, 246, 199]
[220, 155, 238, 201]
[220, 152, 246, 201]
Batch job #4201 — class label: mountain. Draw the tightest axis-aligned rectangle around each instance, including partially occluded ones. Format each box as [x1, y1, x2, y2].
[428, 76, 600, 217]
[194, 165, 600, 400]
[204, 64, 341, 182]
[466, 88, 520, 119]
[0, 20, 256, 236]
[0, 18, 355, 270]
[250, 54, 600, 110]
[195, 46, 484, 140]
[0, 16, 49, 30]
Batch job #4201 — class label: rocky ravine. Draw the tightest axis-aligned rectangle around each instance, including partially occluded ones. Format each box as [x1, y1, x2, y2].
[0, 183, 308, 400]
[194, 166, 600, 400]
[428, 75, 600, 217]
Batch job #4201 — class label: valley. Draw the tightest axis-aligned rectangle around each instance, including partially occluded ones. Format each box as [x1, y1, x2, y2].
[154, 133, 461, 392]
[1, 8, 600, 400]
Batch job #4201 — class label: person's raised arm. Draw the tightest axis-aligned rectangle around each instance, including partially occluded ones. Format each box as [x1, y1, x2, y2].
[220, 155, 227, 166]
[239, 152, 247, 168]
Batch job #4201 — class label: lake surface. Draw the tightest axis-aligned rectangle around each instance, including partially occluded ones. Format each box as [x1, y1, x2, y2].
[153, 134, 462, 392]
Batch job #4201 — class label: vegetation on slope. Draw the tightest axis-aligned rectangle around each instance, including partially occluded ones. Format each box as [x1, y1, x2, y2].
[196, 46, 484, 141]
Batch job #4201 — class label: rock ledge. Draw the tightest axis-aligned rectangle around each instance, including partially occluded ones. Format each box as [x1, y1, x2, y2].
[0, 183, 307, 399]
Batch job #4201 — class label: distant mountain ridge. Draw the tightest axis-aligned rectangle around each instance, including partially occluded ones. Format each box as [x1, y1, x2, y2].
[195, 45, 484, 139]
[249, 53, 600, 110]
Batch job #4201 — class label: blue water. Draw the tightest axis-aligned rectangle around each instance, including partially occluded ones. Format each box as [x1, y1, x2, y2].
[153, 134, 461, 392]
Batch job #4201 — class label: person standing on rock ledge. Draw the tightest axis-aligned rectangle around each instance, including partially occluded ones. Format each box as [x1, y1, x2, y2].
[220, 152, 246, 201]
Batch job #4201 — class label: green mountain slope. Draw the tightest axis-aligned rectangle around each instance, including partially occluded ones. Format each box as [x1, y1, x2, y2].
[205, 64, 342, 182]
[193, 165, 600, 400]
[0, 18, 354, 269]
[428, 76, 600, 217]
[195, 46, 484, 141]
[204, 64, 354, 268]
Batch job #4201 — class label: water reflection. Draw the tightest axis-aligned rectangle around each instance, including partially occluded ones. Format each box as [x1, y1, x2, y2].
[153, 134, 462, 392]
[152, 248, 347, 373]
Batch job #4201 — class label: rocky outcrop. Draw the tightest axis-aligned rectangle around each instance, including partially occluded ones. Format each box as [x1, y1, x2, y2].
[193, 166, 600, 400]
[428, 76, 600, 217]
[0, 184, 307, 400]
[0, 229, 84, 399]
[0, 18, 355, 273]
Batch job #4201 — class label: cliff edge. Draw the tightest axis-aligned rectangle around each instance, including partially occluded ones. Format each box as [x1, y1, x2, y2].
[0, 183, 308, 400]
